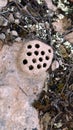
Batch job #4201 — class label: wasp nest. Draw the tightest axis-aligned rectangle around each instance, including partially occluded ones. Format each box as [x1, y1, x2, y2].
[19, 40, 53, 75]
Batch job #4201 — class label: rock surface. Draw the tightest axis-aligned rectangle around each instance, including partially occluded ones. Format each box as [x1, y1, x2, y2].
[0, 40, 53, 130]
[0, 0, 7, 9]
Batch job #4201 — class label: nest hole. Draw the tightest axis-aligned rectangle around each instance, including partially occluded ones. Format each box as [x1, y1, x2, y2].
[35, 44, 40, 48]
[32, 58, 36, 63]
[27, 52, 32, 56]
[45, 56, 49, 60]
[27, 45, 32, 49]
[39, 57, 43, 62]
[43, 63, 47, 68]
[41, 51, 45, 55]
[23, 59, 28, 65]
[29, 65, 34, 70]
[34, 51, 39, 55]
[48, 49, 51, 53]
[37, 64, 41, 69]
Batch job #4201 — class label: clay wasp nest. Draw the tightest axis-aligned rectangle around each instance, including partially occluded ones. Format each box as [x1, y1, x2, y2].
[16, 40, 53, 99]
[19, 40, 53, 76]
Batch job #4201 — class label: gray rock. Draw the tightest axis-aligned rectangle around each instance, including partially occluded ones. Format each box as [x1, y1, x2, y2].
[0, 33, 5, 40]
[15, 19, 20, 24]
[11, 30, 18, 36]
[15, 37, 21, 42]
[15, 12, 21, 19]
[0, 0, 8, 9]
[8, 13, 14, 22]
[0, 16, 5, 26]
[0, 40, 53, 130]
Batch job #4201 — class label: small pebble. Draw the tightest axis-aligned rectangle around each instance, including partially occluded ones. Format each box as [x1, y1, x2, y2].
[3, 20, 8, 26]
[11, 30, 18, 36]
[15, 12, 21, 19]
[0, 0, 8, 9]
[0, 16, 8, 27]
[8, 13, 14, 22]
[51, 60, 59, 71]
[15, 37, 21, 42]
[54, 122, 62, 128]
[0, 33, 5, 40]
[0, 16, 4, 26]
[10, 6, 15, 12]
[7, 29, 10, 34]
[15, 19, 20, 24]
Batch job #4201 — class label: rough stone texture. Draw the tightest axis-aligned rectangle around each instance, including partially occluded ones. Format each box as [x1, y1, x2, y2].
[0, 0, 7, 9]
[0, 40, 53, 130]
[45, 0, 57, 11]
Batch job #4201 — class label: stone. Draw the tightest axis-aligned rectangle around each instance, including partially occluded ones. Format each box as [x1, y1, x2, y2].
[0, 0, 8, 9]
[15, 19, 20, 24]
[11, 30, 18, 36]
[8, 13, 14, 22]
[51, 60, 59, 71]
[0, 40, 53, 130]
[15, 12, 21, 19]
[65, 32, 73, 44]
[0, 16, 5, 26]
[15, 37, 21, 42]
[45, 0, 57, 11]
[0, 33, 5, 40]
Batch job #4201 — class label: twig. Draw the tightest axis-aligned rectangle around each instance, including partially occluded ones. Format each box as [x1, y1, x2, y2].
[50, 112, 62, 130]
[61, 65, 73, 94]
